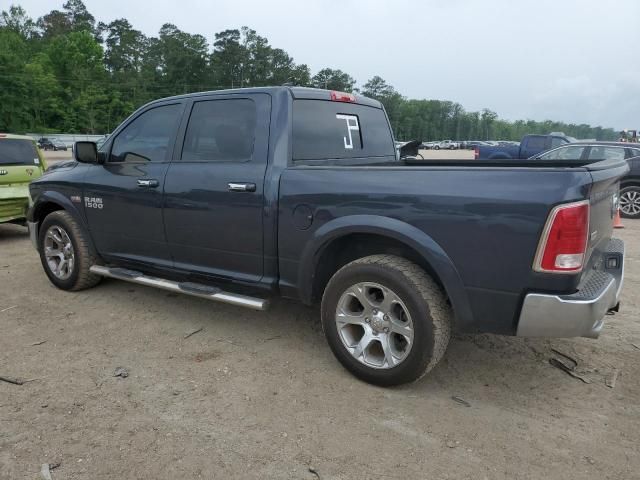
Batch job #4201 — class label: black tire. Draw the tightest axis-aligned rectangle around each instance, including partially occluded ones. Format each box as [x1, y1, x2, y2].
[38, 210, 101, 291]
[619, 185, 640, 219]
[321, 254, 451, 386]
[434, 145, 440, 150]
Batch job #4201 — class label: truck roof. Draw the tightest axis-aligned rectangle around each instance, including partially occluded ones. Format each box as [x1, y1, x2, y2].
[146, 86, 383, 109]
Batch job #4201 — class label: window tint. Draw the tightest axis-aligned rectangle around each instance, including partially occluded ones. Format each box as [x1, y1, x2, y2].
[550, 137, 566, 148]
[110, 104, 182, 163]
[182, 99, 256, 162]
[526, 136, 546, 150]
[539, 145, 586, 160]
[292, 100, 395, 161]
[588, 146, 626, 161]
[0, 139, 38, 166]
[629, 148, 640, 158]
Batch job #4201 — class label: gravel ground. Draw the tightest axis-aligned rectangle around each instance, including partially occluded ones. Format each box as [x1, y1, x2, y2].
[1, 217, 639, 480]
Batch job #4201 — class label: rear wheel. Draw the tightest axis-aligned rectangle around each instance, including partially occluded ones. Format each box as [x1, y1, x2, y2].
[321, 255, 451, 386]
[38, 211, 101, 291]
[619, 185, 640, 219]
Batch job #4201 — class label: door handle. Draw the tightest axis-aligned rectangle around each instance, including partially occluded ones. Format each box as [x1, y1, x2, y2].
[228, 182, 256, 192]
[137, 179, 159, 188]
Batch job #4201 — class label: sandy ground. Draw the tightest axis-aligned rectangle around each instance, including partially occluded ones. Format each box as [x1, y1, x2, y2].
[1, 210, 639, 480]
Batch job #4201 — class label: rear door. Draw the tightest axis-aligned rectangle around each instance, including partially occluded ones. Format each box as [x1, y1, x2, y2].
[162, 94, 271, 283]
[83, 101, 184, 266]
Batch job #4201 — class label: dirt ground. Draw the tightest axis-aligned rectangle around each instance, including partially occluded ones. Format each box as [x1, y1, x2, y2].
[1, 218, 639, 479]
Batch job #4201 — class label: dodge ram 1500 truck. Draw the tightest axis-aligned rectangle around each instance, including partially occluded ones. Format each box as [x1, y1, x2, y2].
[27, 87, 627, 386]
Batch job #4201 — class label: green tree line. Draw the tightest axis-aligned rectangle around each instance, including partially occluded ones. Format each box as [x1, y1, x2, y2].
[0, 1, 617, 140]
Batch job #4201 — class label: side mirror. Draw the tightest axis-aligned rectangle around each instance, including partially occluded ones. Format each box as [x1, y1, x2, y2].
[74, 141, 98, 164]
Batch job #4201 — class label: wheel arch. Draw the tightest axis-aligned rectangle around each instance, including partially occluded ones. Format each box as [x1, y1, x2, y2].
[29, 192, 94, 251]
[298, 215, 474, 329]
[620, 177, 640, 188]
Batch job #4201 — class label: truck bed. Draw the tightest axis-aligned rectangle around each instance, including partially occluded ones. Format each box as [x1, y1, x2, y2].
[277, 157, 628, 335]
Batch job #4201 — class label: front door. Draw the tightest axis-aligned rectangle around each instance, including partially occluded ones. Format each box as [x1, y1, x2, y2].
[163, 94, 270, 283]
[83, 102, 185, 266]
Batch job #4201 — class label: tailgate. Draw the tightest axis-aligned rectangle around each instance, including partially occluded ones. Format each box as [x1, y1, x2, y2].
[584, 158, 629, 271]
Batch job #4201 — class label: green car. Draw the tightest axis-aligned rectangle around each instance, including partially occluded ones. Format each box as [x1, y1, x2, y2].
[0, 134, 47, 225]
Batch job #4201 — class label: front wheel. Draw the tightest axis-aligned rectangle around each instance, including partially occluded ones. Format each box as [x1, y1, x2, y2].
[38, 211, 101, 291]
[619, 185, 640, 219]
[321, 255, 452, 386]
[434, 146, 440, 150]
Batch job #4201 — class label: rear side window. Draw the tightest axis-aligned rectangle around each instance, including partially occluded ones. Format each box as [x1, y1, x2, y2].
[110, 103, 182, 163]
[539, 145, 586, 160]
[0, 139, 38, 166]
[588, 146, 626, 161]
[629, 148, 640, 158]
[526, 136, 546, 150]
[292, 100, 395, 161]
[182, 99, 256, 162]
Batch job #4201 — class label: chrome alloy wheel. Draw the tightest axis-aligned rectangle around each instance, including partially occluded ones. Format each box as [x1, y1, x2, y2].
[335, 282, 414, 369]
[620, 189, 640, 216]
[44, 225, 75, 280]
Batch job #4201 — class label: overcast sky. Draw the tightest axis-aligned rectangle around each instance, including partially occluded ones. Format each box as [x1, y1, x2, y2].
[16, 0, 640, 130]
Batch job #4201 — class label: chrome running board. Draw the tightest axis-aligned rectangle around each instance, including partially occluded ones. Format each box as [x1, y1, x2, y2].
[89, 265, 269, 311]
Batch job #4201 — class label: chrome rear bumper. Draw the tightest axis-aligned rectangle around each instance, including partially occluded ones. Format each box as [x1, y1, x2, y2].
[517, 238, 624, 338]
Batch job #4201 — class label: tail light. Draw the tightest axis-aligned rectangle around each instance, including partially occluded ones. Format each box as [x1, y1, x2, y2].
[474, 147, 479, 159]
[533, 200, 590, 273]
[330, 91, 356, 103]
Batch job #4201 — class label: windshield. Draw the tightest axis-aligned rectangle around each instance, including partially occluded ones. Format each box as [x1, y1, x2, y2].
[0, 139, 39, 166]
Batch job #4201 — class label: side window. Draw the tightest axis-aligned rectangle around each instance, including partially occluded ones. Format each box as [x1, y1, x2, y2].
[181, 99, 256, 162]
[588, 146, 626, 161]
[110, 104, 182, 163]
[628, 148, 640, 158]
[525, 136, 546, 150]
[550, 137, 566, 148]
[539, 145, 586, 160]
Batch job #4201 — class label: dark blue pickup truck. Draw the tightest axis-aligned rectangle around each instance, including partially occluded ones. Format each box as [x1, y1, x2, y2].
[476, 134, 574, 159]
[27, 87, 627, 386]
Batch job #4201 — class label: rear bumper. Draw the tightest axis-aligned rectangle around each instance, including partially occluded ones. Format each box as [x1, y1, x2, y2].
[0, 196, 29, 223]
[517, 238, 624, 338]
[0, 185, 30, 223]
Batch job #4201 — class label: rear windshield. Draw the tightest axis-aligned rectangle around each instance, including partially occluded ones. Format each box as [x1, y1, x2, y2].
[0, 139, 39, 166]
[292, 100, 395, 161]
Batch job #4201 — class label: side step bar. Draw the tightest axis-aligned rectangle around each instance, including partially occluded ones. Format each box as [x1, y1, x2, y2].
[89, 265, 269, 311]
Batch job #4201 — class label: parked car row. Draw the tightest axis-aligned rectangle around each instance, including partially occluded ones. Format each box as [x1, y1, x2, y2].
[421, 139, 522, 150]
[37, 137, 68, 151]
[532, 141, 640, 218]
